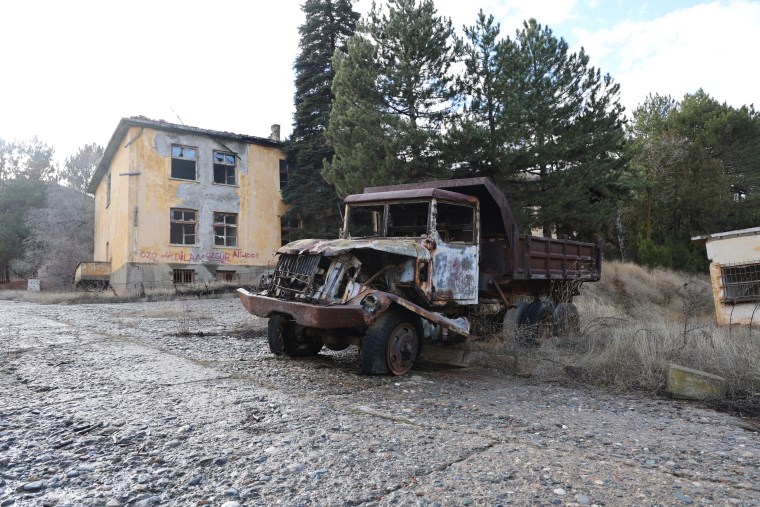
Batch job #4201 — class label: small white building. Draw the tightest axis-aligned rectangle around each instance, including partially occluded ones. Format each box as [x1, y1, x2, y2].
[693, 227, 760, 325]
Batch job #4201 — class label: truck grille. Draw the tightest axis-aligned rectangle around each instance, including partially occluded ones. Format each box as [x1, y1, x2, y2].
[270, 254, 322, 299]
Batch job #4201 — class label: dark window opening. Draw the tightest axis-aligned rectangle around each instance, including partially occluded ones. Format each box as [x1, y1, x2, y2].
[279, 160, 294, 190]
[387, 202, 429, 238]
[436, 202, 475, 243]
[280, 217, 299, 246]
[214, 212, 237, 247]
[170, 208, 196, 245]
[213, 151, 236, 185]
[171, 145, 197, 180]
[173, 269, 195, 284]
[721, 263, 760, 303]
[216, 270, 236, 282]
[346, 205, 384, 238]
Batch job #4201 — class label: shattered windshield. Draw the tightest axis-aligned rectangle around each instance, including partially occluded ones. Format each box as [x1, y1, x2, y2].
[346, 205, 384, 238]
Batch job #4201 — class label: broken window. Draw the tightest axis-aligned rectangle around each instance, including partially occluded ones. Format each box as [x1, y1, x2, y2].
[346, 204, 384, 238]
[721, 263, 760, 303]
[387, 202, 429, 238]
[171, 145, 197, 180]
[213, 212, 237, 247]
[216, 270, 236, 282]
[170, 208, 197, 245]
[213, 151, 236, 185]
[173, 269, 195, 284]
[436, 202, 475, 243]
[279, 160, 293, 190]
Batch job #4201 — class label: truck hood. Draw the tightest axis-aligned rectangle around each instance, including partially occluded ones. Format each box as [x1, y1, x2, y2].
[277, 238, 431, 260]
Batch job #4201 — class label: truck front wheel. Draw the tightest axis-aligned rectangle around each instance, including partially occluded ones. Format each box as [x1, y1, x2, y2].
[361, 309, 420, 376]
[268, 315, 323, 357]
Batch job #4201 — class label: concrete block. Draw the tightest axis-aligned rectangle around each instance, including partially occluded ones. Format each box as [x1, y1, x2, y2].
[419, 345, 474, 367]
[667, 363, 727, 400]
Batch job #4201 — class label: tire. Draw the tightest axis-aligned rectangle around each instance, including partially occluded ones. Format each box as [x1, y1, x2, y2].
[268, 315, 323, 357]
[521, 299, 555, 347]
[503, 301, 529, 337]
[361, 309, 420, 376]
[553, 302, 580, 337]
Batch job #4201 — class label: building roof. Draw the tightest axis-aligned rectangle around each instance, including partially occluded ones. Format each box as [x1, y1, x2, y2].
[87, 116, 282, 194]
[692, 226, 760, 245]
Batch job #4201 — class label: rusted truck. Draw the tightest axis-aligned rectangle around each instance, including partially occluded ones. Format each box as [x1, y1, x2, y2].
[238, 177, 601, 375]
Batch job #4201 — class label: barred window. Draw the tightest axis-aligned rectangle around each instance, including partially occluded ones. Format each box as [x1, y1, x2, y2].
[721, 263, 760, 303]
[170, 208, 196, 245]
[214, 212, 237, 247]
[213, 151, 236, 185]
[216, 270, 236, 282]
[173, 269, 195, 284]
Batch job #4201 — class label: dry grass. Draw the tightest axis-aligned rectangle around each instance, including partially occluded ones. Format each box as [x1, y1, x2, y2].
[548, 261, 760, 399]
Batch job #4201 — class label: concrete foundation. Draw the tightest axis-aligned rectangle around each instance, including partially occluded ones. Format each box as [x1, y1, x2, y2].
[667, 363, 727, 400]
[110, 262, 270, 294]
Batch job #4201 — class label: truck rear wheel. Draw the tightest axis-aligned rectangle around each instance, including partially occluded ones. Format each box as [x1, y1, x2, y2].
[361, 309, 420, 376]
[268, 315, 323, 357]
[521, 300, 555, 347]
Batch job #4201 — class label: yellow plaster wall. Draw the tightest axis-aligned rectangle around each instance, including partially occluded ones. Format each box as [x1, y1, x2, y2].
[96, 126, 285, 271]
[241, 143, 286, 267]
[93, 129, 131, 271]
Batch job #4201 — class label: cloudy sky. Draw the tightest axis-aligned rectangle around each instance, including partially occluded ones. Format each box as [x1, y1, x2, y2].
[0, 0, 757, 162]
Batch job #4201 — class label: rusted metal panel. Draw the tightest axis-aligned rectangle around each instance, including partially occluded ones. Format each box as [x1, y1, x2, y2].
[74, 261, 111, 280]
[345, 188, 477, 206]
[431, 242, 478, 303]
[237, 288, 367, 328]
[237, 287, 471, 337]
[277, 238, 431, 260]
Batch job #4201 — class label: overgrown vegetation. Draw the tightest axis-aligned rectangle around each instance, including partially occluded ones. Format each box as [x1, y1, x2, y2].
[491, 261, 760, 403]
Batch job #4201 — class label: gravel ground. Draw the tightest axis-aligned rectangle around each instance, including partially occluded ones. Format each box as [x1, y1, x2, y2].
[0, 296, 758, 507]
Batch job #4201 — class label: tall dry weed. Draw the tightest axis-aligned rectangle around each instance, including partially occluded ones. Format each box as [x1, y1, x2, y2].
[559, 261, 760, 397]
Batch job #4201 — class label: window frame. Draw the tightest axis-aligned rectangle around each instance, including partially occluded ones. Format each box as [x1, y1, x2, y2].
[279, 159, 293, 191]
[434, 201, 477, 244]
[173, 269, 195, 285]
[720, 262, 760, 303]
[216, 269, 236, 282]
[213, 150, 237, 186]
[169, 208, 197, 246]
[170, 144, 198, 181]
[213, 212, 238, 248]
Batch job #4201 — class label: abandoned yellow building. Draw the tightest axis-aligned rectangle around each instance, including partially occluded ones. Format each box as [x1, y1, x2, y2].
[87, 116, 287, 290]
[693, 227, 760, 325]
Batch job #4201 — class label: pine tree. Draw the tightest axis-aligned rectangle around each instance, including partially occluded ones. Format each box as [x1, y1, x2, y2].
[324, 0, 461, 195]
[502, 19, 627, 238]
[282, 0, 359, 241]
[446, 10, 507, 180]
[624, 90, 760, 270]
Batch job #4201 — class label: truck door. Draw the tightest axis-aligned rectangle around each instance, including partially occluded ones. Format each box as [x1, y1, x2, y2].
[431, 201, 479, 304]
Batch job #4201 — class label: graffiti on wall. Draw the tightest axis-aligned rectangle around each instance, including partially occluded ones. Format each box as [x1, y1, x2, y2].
[138, 249, 261, 264]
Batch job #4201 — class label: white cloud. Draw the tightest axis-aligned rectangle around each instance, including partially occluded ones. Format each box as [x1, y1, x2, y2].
[572, 1, 760, 114]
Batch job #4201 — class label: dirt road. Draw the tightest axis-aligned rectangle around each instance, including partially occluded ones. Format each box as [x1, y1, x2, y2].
[0, 297, 758, 506]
